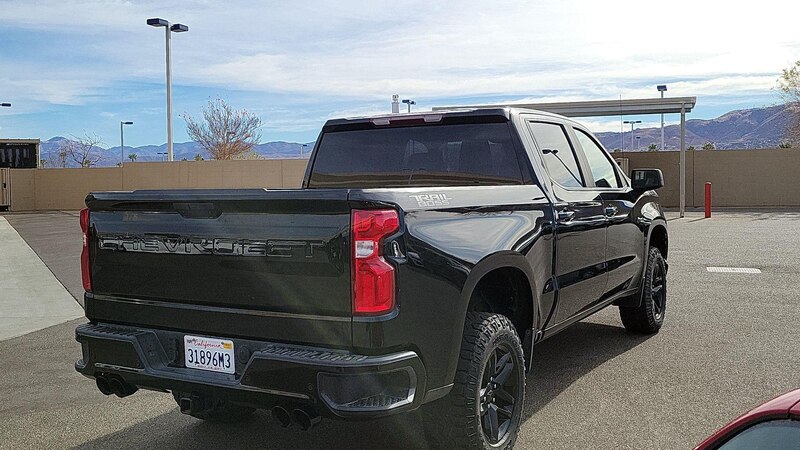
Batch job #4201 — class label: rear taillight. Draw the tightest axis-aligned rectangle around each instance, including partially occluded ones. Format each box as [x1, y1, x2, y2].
[79, 208, 92, 293]
[351, 209, 399, 315]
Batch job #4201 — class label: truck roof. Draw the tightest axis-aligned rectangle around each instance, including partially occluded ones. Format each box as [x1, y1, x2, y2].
[322, 107, 571, 132]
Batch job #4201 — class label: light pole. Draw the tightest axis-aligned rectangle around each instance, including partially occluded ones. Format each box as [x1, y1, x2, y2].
[401, 99, 416, 113]
[120, 121, 133, 165]
[1, 103, 10, 140]
[635, 136, 641, 151]
[147, 18, 188, 162]
[623, 120, 642, 150]
[657, 85, 667, 150]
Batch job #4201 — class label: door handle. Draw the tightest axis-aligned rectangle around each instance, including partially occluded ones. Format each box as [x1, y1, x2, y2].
[604, 205, 618, 216]
[557, 209, 575, 222]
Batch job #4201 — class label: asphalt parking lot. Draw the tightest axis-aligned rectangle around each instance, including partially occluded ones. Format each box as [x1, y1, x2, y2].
[1, 209, 799, 449]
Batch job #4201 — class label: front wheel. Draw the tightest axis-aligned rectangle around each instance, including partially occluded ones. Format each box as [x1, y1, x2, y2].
[619, 246, 667, 334]
[421, 312, 525, 449]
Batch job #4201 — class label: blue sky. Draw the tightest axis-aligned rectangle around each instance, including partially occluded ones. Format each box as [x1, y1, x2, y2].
[0, 0, 798, 147]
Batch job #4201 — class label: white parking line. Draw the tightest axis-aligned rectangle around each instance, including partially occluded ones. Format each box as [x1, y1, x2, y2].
[0, 216, 84, 341]
[706, 267, 762, 274]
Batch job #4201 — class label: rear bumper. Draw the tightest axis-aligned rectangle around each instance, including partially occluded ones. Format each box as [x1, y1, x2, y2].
[75, 322, 426, 418]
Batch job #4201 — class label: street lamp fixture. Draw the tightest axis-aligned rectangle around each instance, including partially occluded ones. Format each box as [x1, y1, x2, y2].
[0, 103, 10, 107]
[148, 17, 189, 162]
[120, 121, 134, 165]
[657, 85, 668, 150]
[623, 120, 642, 151]
[401, 99, 416, 113]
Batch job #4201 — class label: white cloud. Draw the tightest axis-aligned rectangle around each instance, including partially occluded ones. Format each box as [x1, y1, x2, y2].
[1, 0, 797, 119]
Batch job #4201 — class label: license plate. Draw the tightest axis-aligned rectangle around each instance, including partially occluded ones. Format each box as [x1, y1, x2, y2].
[184, 335, 235, 374]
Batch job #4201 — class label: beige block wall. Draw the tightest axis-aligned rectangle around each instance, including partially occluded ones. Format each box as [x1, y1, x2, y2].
[8, 150, 800, 211]
[9, 169, 36, 211]
[281, 159, 309, 188]
[691, 149, 800, 207]
[32, 168, 123, 210]
[9, 159, 309, 211]
[616, 150, 694, 208]
[620, 148, 800, 208]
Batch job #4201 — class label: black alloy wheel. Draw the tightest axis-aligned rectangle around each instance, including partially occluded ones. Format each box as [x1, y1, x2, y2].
[619, 246, 667, 334]
[420, 312, 525, 449]
[480, 344, 520, 445]
[651, 259, 666, 321]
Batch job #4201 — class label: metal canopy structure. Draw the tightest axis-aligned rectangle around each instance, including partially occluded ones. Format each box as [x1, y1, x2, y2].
[433, 97, 697, 217]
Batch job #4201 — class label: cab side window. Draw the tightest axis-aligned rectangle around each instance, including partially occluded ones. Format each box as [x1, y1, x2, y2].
[573, 128, 620, 188]
[528, 122, 584, 188]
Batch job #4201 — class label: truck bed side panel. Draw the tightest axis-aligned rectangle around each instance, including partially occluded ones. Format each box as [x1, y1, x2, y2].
[348, 185, 554, 389]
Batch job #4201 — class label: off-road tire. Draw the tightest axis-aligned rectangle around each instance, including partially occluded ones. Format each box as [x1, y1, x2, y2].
[619, 246, 667, 334]
[172, 392, 255, 423]
[421, 312, 525, 449]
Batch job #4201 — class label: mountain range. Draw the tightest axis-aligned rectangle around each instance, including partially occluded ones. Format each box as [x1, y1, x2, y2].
[40, 138, 315, 167]
[595, 104, 794, 150]
[37, 104, 796, 167]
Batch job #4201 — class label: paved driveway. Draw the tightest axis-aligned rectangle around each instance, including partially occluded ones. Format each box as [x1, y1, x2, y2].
[1, 210, 799, 449]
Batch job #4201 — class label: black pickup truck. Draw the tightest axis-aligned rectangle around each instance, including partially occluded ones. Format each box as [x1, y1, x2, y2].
[75, 107, 668, 449]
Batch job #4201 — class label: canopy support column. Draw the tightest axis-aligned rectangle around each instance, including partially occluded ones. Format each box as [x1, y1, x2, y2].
[680, 102, 686, 218]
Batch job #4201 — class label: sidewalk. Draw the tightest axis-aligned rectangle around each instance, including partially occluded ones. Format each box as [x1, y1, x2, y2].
[0, 216, 83, 340]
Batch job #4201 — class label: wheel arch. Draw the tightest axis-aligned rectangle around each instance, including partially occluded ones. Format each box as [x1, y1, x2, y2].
[648, 222, 668, 260]
[456, 252, 540, 369]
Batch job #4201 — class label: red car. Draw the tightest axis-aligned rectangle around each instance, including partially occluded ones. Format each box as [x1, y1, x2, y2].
[695, 388, 800, 449]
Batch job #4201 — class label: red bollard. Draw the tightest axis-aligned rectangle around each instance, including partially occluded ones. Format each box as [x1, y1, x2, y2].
[704, 182, 712, 218]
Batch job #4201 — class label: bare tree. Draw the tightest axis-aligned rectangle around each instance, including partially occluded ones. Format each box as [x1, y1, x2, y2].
[46, 145, 69, 168]
[777, 61, 800, 143]
[181, 99, 262, 160]
[233, 149, 264, 160]
[60, 133, 105, 167]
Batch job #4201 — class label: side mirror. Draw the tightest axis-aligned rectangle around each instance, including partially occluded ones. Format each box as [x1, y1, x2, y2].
[631, 169, 664, 190]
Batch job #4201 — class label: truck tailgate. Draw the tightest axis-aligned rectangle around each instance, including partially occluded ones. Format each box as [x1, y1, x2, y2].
[85, 189, 353, 346]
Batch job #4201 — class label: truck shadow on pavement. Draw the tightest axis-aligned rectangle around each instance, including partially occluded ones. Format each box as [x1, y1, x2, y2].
[521, 321, 653, 422]
[69, 322, 650, 450]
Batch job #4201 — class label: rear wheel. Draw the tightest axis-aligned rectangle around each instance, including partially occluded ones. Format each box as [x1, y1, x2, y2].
[421, 312, 525, 449]
[172, 391, 255, 423]
[619, 246, 666, 334]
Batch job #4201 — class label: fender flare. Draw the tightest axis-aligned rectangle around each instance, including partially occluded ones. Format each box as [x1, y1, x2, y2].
[646, 219, 669, 258]
[455, 251, 540, 370]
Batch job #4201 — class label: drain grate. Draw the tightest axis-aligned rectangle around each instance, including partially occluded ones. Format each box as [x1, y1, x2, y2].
[706, 267, 762, 274]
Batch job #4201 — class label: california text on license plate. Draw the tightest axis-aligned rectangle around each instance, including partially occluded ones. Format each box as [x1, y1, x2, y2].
[184, 335, 235, 374]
